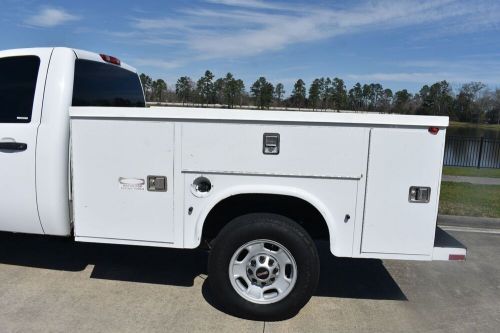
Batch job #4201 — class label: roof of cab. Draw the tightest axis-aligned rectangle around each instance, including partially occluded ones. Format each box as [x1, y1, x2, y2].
[0, 47, 137, 73]
[72, 48, 137, 73]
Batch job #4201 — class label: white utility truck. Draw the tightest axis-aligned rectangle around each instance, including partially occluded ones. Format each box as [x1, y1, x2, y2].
[0, 47, 466, 319]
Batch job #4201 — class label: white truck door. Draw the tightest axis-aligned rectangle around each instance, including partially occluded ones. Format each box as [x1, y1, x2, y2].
[0, 49, 52, 234]
[361, 127, 445, 256]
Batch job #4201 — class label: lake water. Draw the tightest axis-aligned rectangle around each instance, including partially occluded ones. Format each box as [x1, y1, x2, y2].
[447, 126, 500, 140]
[445, 124, 500, 168]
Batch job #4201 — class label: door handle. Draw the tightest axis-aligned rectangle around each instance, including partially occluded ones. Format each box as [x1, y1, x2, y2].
[0, 142, 28, 151]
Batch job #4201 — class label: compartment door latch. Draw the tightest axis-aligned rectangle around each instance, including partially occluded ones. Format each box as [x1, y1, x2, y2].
[263, 133, 280, 155]
[147, 176, 167, 192]
[408, 186, 431, 203]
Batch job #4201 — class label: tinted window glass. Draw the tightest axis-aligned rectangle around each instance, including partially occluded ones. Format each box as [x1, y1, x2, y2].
[0, 56, 40, 123]
[72, 59, 145, 107]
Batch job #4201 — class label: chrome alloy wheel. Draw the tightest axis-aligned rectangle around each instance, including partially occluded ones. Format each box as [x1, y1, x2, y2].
[228, 239, 297, 304]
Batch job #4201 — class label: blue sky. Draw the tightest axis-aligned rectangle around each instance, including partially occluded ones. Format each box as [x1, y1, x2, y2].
[1, 0, 500, 95]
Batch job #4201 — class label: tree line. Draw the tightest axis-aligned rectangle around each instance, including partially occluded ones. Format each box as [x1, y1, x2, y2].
[140, 72, 500, 124]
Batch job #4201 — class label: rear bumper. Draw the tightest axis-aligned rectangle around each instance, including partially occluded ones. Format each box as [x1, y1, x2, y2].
[432, 227, 467, 261]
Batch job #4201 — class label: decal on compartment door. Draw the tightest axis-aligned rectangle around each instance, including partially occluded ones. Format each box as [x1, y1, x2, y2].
[118, 177, 145, 191]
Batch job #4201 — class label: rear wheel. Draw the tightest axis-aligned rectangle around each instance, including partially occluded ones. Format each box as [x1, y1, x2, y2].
[208, 213, 320, 320]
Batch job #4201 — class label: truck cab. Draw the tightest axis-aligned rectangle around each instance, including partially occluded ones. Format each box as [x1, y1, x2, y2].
[0, 47, 144, 236]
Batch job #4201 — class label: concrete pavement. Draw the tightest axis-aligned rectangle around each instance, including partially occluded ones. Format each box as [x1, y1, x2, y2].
[0, 228, 499, 332]
[438, 214, 500, 230]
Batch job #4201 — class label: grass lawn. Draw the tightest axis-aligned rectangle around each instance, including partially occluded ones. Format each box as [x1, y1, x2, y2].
[439, 182, 500, 218]
[443, 166, 500, 178]
[449, 121, 500, 131]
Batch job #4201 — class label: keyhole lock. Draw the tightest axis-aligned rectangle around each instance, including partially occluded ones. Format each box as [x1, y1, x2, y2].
[344, 214, 351, 223]
[191, 176, 212, 198]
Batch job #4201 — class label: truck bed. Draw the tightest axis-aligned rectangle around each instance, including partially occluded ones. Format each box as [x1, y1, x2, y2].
[70, 106, 450, 260]
[70, 106, 449, 127]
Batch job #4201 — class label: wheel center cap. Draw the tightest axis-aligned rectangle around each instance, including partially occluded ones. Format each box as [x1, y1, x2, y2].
[246, 253, 280, 287]
[255, 267, 270, 280]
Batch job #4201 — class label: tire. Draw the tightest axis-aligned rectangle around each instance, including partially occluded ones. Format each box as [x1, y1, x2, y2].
[208, 213, 320, 320]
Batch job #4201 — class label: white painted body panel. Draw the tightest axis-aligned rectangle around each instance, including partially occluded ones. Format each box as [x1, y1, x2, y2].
[0, 48, 52, 234]
[182, 174, 359, 256]
[72, 106, 449, 127]
[35, 48, 77, 236]
[361, 128, 445, 256]
[181, 122, 368, 178]
[71, 119, 175, 243]
[70, 107, 450, 260]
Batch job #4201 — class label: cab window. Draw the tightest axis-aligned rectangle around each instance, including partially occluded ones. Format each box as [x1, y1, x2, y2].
[0, 56, 40, 123]
[72, 59, 145, 107]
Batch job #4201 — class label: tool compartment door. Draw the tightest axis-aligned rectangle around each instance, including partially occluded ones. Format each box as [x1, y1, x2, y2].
[71, 119, 175, 243]
[361, 128, 445, 255]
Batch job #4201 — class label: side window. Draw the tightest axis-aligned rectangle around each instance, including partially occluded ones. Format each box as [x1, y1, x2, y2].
[0, 56, 40, 123]
[72, 59, 145, 107]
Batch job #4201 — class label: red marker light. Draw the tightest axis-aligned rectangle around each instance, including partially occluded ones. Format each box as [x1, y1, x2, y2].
[428, 127, 439, 135]
[449, 254, 465, 261]
[100, 54, 121, 66]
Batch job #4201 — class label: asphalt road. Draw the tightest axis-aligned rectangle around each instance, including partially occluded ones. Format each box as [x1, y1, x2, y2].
[0, 228, 498, 333]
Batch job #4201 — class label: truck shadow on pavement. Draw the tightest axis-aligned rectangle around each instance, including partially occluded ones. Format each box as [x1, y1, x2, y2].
[0, 232, 406, 315]
[201, 241, 407, 320]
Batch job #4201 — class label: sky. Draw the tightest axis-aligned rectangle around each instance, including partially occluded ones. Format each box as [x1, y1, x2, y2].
[1, 0, 500, 95]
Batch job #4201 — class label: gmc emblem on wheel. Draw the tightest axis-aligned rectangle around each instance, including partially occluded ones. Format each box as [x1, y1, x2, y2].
[256, 268, 269, 279]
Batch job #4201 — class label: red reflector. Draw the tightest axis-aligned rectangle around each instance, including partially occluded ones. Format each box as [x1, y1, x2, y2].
[428, 127, 439, 135]
[449, 254, 465, 261]
[100, 54, 121, 66]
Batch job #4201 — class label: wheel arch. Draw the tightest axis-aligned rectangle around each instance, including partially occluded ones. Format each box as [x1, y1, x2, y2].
[195, 185, 336, 249]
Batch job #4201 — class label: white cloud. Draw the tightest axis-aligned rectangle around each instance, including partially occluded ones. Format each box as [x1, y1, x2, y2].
[337, 53, 500, 86]
[397, 58, 500, 72]
[346, 72, 500, 85]
[347, 72, 451, 83]
[142, 37, 187, 46]
[24, 7, 80, 28]
[107, 0, 500, 84]
[132, 18, 190, 30]
[123, 0, 500, 60]
[133, 58, 183, 70]
[205, 0, 291, 10]
[185, 0, 451, 58]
